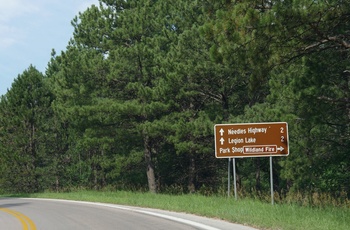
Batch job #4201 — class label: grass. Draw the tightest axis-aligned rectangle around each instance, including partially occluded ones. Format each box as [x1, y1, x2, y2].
[2, 190, 349, 230]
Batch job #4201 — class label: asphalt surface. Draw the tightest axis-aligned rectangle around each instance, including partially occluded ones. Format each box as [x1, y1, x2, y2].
[0, 198, 257, 230]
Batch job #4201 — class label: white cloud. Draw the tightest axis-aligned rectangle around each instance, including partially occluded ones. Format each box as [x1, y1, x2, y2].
[0, 0, 40, 22]
[0, 25, 21, 49]
[0, 0, 43, 49]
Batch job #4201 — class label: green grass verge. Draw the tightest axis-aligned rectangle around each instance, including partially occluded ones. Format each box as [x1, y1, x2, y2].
[2, 190, 349, 230]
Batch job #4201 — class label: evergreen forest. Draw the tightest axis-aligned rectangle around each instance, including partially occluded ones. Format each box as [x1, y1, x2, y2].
[0, 0, 349, 205]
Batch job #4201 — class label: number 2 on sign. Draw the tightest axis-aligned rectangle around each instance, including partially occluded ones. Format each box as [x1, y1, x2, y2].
[280, 127, 284, 133]
[281, 136, 285, 142]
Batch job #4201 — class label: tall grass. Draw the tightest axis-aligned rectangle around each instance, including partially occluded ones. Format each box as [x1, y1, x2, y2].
[234, 189, 350, 208]
[6, 190, 348, 230]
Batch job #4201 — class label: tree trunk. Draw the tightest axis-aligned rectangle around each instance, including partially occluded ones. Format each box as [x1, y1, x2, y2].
[55, 176, 59, 192]
[188, 154, 196, 193]
[255, 158, 261, 192]
[144, 134, 157, 193]
[236, 160, 241, 192]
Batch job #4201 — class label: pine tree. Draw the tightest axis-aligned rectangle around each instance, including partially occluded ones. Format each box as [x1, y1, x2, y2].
[0, 66, 53, 192]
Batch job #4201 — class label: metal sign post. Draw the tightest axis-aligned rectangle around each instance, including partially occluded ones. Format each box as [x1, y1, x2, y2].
[233, 158, 237, 200]
[270, 156, 274, 205]
[228, 158, 231, 197]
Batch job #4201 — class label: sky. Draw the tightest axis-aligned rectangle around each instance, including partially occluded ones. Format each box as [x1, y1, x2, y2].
[0, 0, 99, 96]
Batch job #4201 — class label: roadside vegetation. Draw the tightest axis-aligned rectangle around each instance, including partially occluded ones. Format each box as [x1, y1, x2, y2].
[2, 190, 349, 230]
[1, 1, 349, 226]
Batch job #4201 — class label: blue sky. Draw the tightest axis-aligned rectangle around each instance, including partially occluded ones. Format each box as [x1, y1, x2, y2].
[0, 0, 99, 96]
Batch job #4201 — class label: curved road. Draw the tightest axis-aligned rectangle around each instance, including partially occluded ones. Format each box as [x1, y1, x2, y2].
[0, 198, 257, 230]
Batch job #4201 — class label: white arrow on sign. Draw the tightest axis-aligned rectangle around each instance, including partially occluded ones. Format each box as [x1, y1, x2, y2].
[220, 138, 225, 145]
[277, 146, 284, 152]
[219, 128, 224, 136]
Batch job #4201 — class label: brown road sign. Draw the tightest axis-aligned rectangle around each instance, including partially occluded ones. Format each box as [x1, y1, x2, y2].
[214, 122, 289, 158]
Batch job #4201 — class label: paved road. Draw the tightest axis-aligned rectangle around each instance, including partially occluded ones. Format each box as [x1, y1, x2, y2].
[0, 198, 257, 230]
